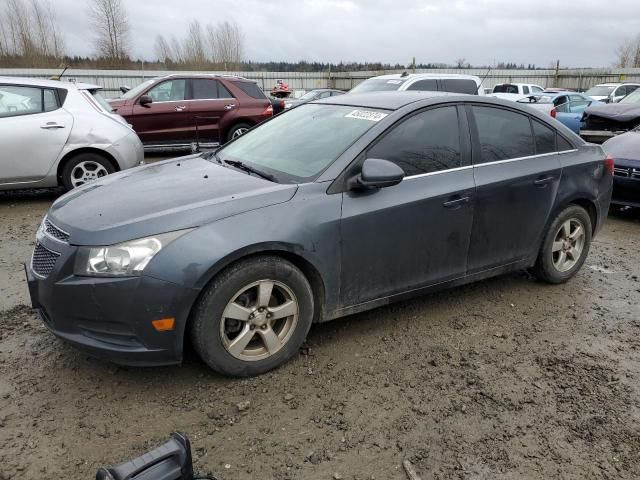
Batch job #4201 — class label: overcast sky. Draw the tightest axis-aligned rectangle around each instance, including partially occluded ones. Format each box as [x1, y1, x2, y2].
[54, 0, 639, 67]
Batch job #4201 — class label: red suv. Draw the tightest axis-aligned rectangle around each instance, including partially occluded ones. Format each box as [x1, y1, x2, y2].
[108, 75, 273, 150]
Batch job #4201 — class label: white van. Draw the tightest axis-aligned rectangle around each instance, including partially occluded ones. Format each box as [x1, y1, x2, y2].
[349, 73, 485, 95]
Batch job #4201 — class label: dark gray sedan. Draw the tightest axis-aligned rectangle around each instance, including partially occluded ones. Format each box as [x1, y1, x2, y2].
[26, 92, 613, 377]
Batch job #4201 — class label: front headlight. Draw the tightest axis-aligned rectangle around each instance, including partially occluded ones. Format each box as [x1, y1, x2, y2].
[74, 230, 191, 277]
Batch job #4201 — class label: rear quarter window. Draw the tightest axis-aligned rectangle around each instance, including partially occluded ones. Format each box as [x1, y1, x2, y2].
[232, 81, 266, 99]
[443, 79, 479, 95]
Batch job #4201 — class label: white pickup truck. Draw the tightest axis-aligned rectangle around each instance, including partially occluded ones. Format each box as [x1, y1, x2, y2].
[490, 83, 545, 101]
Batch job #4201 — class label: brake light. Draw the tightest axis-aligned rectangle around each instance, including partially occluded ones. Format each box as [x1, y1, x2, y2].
[604, 155, 614, 175]
[262, 104, 273, 116]
[550, 108, 557, 118]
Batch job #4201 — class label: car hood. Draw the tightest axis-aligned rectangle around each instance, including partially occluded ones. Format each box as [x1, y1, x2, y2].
[603, 131, 640, 163]
[48, 155, 298, 246]
[584, 102, 640, 121]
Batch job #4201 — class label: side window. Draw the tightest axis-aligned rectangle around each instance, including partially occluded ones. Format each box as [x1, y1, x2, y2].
[532, 120, 556, 154]
[367, 106, 462, 176]
[218, 83, 233, 98]
[406, 79, 438, 92]
[43, 89, 59, 112]
[531, 86, 544, 93]
[319, 91, 332, 99]
[523, 86, 530, 94]
[147, 79, 186, 102]
[0, 85, 44, 117]
[626, 85, 639, 95]
[472, 106, 534, 163]
[191, 79, 219, 100]
[557, 135, 574, 152]
[614, 86, 626, 98]
[553, 95, 568, 107]
[443, 79, 478, 94]
[569, 100, 590, 114]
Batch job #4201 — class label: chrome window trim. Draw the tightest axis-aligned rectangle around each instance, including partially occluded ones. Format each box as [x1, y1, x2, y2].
[144, 97, 236, 105]
[403, 149, 578, 179]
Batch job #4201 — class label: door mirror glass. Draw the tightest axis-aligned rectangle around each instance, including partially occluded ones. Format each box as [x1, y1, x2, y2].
[139, 94, 153, 107]
[352, 158, 405, 190]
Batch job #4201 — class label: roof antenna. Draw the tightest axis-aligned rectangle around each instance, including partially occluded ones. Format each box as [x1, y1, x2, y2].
[478, 66, 492, 93]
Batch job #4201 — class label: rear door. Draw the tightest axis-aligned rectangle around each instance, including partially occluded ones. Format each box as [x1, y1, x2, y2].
[187, 78, 237, 145]
[556, 95, 591, 133]
[0, 85, 72, 184]
[466, 105, 562, 272]
[340, 105, 475, 305]
[131, 78, 190, 145]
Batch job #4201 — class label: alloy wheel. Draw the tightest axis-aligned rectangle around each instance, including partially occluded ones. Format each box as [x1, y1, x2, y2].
[551, 218, 586, 272]
[220, 279, 299, 361]
[232, 127, 249, 138]
[70, 161, 109, 188]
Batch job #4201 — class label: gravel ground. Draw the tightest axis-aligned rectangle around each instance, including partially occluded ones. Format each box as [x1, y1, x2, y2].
[0, 184, 639, 479]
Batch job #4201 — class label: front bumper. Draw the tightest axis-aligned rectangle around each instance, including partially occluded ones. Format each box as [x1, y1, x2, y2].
[580, 129, 620, 144]
[612, 175, 640, 207]
[25, 239, 198, 367]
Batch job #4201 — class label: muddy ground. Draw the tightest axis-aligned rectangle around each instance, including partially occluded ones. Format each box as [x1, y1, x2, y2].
[0, 185, 639, 480]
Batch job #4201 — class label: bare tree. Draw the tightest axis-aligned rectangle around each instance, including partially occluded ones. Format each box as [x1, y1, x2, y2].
[455, 57, 466, 68]
[89, 0, 130, 61]
[615, 35, 640, 68]
[211, 20, 244, 68]
[183, 20, 207, 67]
[0, 0, 65, 65]
[154, 34, 173, 63]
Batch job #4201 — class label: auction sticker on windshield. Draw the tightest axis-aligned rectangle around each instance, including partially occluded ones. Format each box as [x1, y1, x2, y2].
[345, 110, 388, 122]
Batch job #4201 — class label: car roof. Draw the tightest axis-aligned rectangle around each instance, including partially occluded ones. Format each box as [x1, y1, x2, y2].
[592, 82, 640, 87]
[313, 91, 455, 110]
[0, 76, 87, 90]
[162, 73, 255, 82]
[370, 73, 481, 82]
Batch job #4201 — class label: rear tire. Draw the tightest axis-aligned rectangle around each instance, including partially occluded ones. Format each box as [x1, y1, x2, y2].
[190, 256, 314, 377]
[226, 123, 252, 143]
[61, 152, 114, 191]
[531, 204, 592, 284]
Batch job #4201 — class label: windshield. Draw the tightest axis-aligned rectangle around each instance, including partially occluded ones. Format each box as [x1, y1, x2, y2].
[87, 90, 113, 111]
[585, 86, 615, 97]
[517, 95, 555, 104]
[121, 79, 155, 100]
[299, 91, 319, 100]
[216, 104, 386, 182]
[619, 89, 640, 104]
[350, 78, 406, 93]
[493, 84, 519, 94]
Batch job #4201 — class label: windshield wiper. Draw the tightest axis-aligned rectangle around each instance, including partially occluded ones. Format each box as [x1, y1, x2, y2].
[223, 159, 276, 182]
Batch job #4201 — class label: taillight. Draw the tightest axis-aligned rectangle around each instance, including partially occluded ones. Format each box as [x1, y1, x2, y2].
[604, 155, 614, 175]
[262, 104, 273, 116]
[550, 108, 557, 118]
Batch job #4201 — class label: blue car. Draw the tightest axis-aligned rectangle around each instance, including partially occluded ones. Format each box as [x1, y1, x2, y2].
[518, 92, 600, 134]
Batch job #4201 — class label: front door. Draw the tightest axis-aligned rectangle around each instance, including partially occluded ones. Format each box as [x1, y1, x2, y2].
[131, 78, 191, 145]
[0, 84, 72, 184]
[340, 105, 475, 306]
[466, 105, 562, 272]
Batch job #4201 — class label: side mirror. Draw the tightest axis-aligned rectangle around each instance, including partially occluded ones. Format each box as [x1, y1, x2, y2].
[351, 158, 405, 190]
[119, 85, 131, 94]
[96, 432, 193, 480]
[139, 95, 153, 107]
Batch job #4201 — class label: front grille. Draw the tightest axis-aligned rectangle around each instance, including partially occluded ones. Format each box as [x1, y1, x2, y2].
[44, 219, 69, 242]
[31, 243, 60, 278]
[614, 167, 640, 179]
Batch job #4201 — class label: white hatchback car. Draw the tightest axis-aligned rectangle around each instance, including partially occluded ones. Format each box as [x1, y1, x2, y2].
[0, 77, 144, 191]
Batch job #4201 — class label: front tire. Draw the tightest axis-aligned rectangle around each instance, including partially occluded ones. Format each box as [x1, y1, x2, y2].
[190, 256, 314, 377]
[61, 153, 114, 191]
[531, 204, 592, 284]
[226, 123, 252, 143]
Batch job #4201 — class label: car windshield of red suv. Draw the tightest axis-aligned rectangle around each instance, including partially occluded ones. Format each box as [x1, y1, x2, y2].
[120, 79, 155, 100]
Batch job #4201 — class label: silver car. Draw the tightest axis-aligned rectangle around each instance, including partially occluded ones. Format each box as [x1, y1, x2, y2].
[0, 77, 144, 191]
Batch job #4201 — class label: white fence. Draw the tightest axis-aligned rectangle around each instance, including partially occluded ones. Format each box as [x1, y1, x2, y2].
[2, 67, 640, 97]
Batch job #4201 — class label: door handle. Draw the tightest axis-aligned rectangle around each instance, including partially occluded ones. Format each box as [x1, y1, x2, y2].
[534, 176, 554, 186]
[175, 106, 186, 112]
[443, 196, 470, 209]
[40, 122, 65, 129]
[224, 104, 236, 110]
